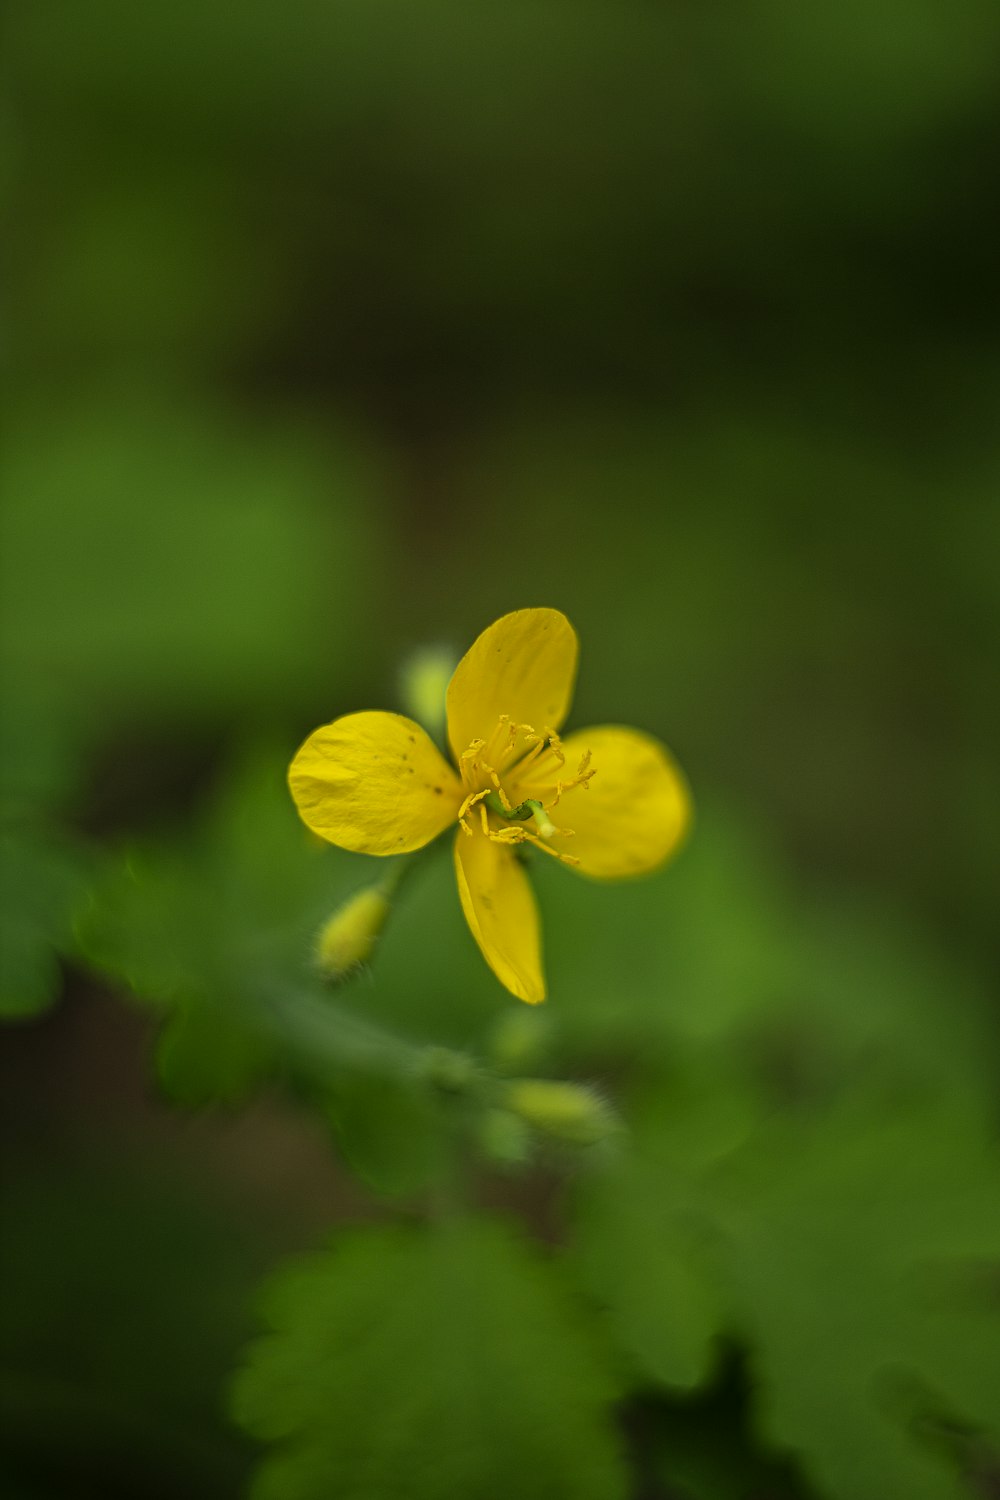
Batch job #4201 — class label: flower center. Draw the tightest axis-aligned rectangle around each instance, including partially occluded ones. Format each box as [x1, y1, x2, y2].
[456, 715, 595, 866]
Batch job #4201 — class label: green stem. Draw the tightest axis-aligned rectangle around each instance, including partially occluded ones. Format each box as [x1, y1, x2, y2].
[246, 980, 480, 1094]
[372, 828, 451, 901]
[375, 852, 422, 899]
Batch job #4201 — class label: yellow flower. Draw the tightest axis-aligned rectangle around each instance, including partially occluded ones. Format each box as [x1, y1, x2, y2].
[289, 608, 691, 1003]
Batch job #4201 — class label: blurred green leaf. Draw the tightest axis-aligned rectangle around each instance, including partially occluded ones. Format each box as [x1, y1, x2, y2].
[0, 690, 91, 1019]
[574, 1148, 723, 1392]
[156, 1000, 275, 1110]
[232, 1215, 627, 1500]
[541, 800, 995, 1113]
[78, 749, 354, 1104]
[723, 1098, 1000, 1500]
[78, 750, 460, 1199]
[574, 1082, 1000, 1500]
[0, 829, 88, 1018]
[325, 1073, 452, 1201]
[539, 806, 797, 1057]
[572, 1061, 757, 1394]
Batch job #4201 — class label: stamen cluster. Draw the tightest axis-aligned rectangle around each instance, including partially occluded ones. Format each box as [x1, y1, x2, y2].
[457, 714, 595, 866]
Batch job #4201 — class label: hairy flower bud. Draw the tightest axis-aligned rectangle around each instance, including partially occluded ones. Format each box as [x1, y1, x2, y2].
[504, 1079, 619, 1146]
[315, 886, 392, 981]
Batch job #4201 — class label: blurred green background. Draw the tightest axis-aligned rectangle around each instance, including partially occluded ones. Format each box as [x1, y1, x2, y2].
[2, 3, 999, 1498]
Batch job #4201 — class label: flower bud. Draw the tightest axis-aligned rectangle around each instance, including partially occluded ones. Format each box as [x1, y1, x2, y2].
[315, 885, 392, 981]
[504, 1079, 620, 1146]
[399, 646, 458, 738]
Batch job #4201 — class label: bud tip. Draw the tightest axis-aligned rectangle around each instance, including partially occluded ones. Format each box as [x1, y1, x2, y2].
[315, 885, 391, 981]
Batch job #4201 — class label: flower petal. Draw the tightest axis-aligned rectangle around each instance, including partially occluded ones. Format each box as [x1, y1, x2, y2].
[289, 712, 461, 855]
[446, 608, 578, 764]
[454, 828, 546, 1003]
[536, 725, 691, 880]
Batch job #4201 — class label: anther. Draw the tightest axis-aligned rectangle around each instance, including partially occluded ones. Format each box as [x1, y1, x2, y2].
[485, 823, 580, 867]
[520, 830, 580, 866]
[489, 771, 513, 811]
[458, 787, 490, 834]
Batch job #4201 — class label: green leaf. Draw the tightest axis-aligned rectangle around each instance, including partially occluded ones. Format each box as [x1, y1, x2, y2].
[156, 999, 276, 1109]
[77, 749, 458, 1168]
[574, 1150, 723, 1391]
[574, 1081, 1000, 1500]
[78, 749, 357, 1104]
[0, 690, 91, 1020]
[572, 1060, 756, 1393]
[0, 829, 88, 1019]
[538, 806, 799, 1058]
[541, 800, 994, 1117]
[232, 1216, 628, 1500]
[326, 1073, 452, 1199]
[722, 1098, 1000, 1500]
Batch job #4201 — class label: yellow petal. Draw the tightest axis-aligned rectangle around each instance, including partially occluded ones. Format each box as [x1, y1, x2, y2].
[454, 828, 546, 1003]
[289, 711, 461, 856]
[446, 608, 578, 764]
[532, 725, 691, 880]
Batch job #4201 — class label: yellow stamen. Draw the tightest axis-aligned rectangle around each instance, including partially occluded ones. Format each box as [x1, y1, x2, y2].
[459, 737, 487, 787]
[458, 786, 490, 835]
[489, 770, 513, 812]
[486, 823, 580, 867]
[482, 715, 511, 766]
[514, 735, 548, 776]
[527, 833, 579, 866]
[502, 718, 522, 759]
[459, 721, 593, 858]
[458, 787, 490, 818]
[544, 759, 595, 812]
